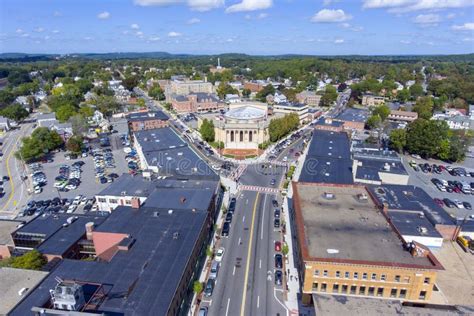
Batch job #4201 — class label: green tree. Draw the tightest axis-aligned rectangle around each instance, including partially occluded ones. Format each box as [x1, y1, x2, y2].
[193, 281, 203, 294]
[282, 243, 289, 256]
[79, 105, 94, 117]
[268, 113, 299, 142]
[17, 127, 64, 161]
[216, 82, 238, 99]
[9, 250, 46, 270]
[0, 104, 29, 121]
[389, 129, 407, 153]
[366, 114, 382, 130]
[405, 119, 449, 159]
[69, 114, 89, 136]
[200, 119, 215, 142]
[66, 136, 83, 153]
[56, 104, 77, 122]
[413, 96, 433, 120]
[256, 84, 275, 102]
[137, 98, 146, 108]
[122, 76, 139, 91]
[320, 85, 338, 107]
[372, 104, 390, 121]
[242, 88, 251, 98]
[148, 85, 164, 100]
[397, 88, 410, 102]
[409, 83, 424, 99]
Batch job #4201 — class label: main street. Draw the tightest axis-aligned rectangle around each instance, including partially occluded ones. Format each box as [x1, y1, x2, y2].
[0, 118, 36, 219]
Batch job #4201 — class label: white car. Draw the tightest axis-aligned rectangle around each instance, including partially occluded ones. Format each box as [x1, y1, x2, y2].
[34, 186, 42, 194]
[215, 247, 225, 262]
[454, 200, 464, 209]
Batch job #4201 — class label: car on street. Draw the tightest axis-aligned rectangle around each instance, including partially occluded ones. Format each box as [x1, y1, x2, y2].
[275, 241, 281, 252]
[270, 178, 276, 186]
[215, 247, 225, 262]
[225, 212, 233, 223]
[209, 261, 220, 279]
[463, 201, 472, 210]
[275, 270, 283, 285]
[443, 198, 455, 208]
[433, 198, 444, 207]
[274, 218, 280, 228]
[275, 254, 283, 269]
[198, 307, 208, 316]
[454, 200, 464, 209]
[274, 208, 280, 218]
[228, 198, 236, 214]
[204, 279, 215, 297]
[272, 199, 278, 207]
[221, 222, 230, 237]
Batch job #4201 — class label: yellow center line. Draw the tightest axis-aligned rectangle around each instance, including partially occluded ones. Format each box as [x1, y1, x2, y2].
[240, 192, 260, 316]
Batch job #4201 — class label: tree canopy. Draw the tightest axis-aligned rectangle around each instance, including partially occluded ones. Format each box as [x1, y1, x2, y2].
[16, 127, 64, 161]
[200, 118, 215, 142]
[268, 113, 299, 142]
[0, 103, 29, 121]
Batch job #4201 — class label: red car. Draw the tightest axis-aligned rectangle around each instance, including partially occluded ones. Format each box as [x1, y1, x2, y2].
[433, 198, 444, 206]
[275, 241, 281, 252]
[453, 187, 461, 193]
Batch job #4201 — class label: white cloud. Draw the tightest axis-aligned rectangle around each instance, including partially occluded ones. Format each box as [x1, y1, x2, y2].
[83, 36, 94, 40]
[52, 30, 60, 34]
[226, 38, 234, 42]
[168, 31, 182, 37]
[334, 38, 344, 44]
[311, 9, 352, 23]
[446, 13, 456, 19]
[462, 37, 474, 42]
[53, 11, 62, 17]
[44, 35, 50, 40]
[413, 14, 440, 26]
[340, 22, 351, 28]
[134, 0, 223, 11]
[452, 22, 474, 31]
[323, 0, 340, 5]
[21, 33, 30, 38]
[149, 36, 161, 41]
[257, 12, 268, 19]
[131, 23, 140, 29]
[16, 28, 24, 34]
[245, 14, 252, 20]
[400, 40, 412, 44]
[97, 11, 111, 19]
[226, 0, 273, 13]
[34, 27, 45, 33]
[363, 0, 474, 12]
[187, 17, 201, 24]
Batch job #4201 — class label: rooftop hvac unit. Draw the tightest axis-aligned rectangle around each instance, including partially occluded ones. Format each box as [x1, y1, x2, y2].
[50, 281, 85, 312]
[323, 192, 335, 200]
[417, 226, 428, 234]
[383, 163, 391, 171]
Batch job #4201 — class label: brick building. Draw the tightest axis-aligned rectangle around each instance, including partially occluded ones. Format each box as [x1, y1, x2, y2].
[171, 93, 221, 113]
[291, 182, 444, 306]
[127, 110, 169, 131]
[296, 91, 322, 107]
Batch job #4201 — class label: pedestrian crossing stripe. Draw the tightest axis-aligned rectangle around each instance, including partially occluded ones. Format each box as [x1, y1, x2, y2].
[238, 185, 280, 194]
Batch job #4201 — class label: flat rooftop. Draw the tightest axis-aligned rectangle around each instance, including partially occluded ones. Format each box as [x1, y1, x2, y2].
[293, 183, 437, 268]
[313, 294, 473, 316]
[307, 130, 351, 159]
[135, 127, 187, 152]
[388, 211, 443, 239]
[0, 267, 48, 315]
[127, 110, 169, 121]
[367, 184, 455, 226]
[10, 206, 209, 316]
[354, 159, 408, 182]
[0, 220, 22, 245]
[335, 108, 369, 123]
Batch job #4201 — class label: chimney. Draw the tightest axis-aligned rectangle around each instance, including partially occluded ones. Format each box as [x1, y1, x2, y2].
[382, 202, 389, 215]
[180, 197, 187, 204]
[131, 197, 141, 209]
[85, 222, 94, 240]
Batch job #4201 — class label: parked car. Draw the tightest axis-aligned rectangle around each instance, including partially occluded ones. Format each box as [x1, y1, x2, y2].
[463, 202, 472, 210]
[204, 279, 215, 297]
[274, 218, 280, 228]
[221, 222, 230, 237]
[275, 254, 283, 269]
[275, 241, 282, 252]
[433, 198, 444, 207]
[209, 261, 220, 279]
[198, 307, 208, 316]
[454, 200, 464, 209]
[275, 270, 283, 285]
[443, 198, 455, 208]
[215, 247, 225, 262]
[225, 212, 233, 223]
[272, 199, 278, 207]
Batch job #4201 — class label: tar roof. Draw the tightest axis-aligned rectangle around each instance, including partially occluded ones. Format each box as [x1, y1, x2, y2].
[354, 159, 408, 182]
[97, 173, 156, 197]
[10, 206, 209, 316]
[335, 108, 369, 123]
[314, 117, 344, 128]
[307, 130, 351, 159]
[0, 220, 22, 245]
[293, 183, 435, 267]
[313, 294, 473, 316]
[127, 111, 169, 121]
[135, 127, 187, 153]
[388, 211, 443, 239]
[367, 184, 455, 226]
[0, 267, 48, 315]
[143, 187, 215, 211]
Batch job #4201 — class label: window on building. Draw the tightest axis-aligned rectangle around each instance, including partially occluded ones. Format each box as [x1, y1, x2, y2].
[240, 131, 243, 142]
[399, 289, 407, 298]
[249, 131, 253, 142]
[377, 287, 384, 297]
[424, 277, 430, 284]
[109, 198, 118, 204]
[395, 275, 400, 282]
[97, 198, 107, 203]
[359, 286, 366, 295]
[371, 273, 377, 281]
[344, 272, 350, 279]
[368, 287, 375, 296]
[419, 290, 427, 300]
[321, 283, 327, 292]
[125, 200, 132, 205]
[362, 273, 368, 280]
[312, 282, 318, 291]
[335, 271, 340, 278]
[390, 288, 398, 298]
[381, 274, 386, 281]
[314, 270, 320, 276]
[323, 270, 328, 277]
[341, 285, 348, 294]
[230, 131, 234, 142]
[403, 276, 410, 283]
[353, 272, 358, 279]
[350, 286, 357, 295]
[332, 284, 339, 293]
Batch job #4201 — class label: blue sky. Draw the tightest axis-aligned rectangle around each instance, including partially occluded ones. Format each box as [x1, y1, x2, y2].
[0, 0, 473, 55]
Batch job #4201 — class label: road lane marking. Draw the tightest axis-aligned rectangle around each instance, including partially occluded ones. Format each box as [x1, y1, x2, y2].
[233, 265, 236, 276]
[240, 192, 260, 316]
[261, 194, 267, 240]
[238, 237, 241, 245]
[259, 259, 262, 269]
[0, 133, 21, 213]
[257, 295, 260, 309]
[225, 298, 231, 316]
[273, 288, 289, 316]
[242, 215, 245, 222]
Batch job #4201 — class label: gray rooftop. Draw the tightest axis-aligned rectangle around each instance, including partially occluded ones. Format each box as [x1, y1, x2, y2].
[134, 127, 187, 153]
[367, 185, 455, 226]
[0, 267, 48, 315]
[10, 206, 209, 316]
[313, 294, 473, 316]
[354, 159, 408, 182]
[388, 210, 443, 239]
[36, 113, 56, 121]
[335, 108, 369, 123]
[294, 183, 435, 267]
[0, 220, 21, 245]
[127, 110, 169, 122]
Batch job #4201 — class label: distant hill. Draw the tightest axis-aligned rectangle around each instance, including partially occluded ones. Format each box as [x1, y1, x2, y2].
[0, 52, 473, 62]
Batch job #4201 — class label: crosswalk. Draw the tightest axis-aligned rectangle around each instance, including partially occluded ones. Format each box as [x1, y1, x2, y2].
[238, 185, 280, 194]
[231, 164, 247, 181]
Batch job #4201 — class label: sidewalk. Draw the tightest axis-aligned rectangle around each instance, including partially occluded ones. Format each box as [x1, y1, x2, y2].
[282, 189, 299, 316]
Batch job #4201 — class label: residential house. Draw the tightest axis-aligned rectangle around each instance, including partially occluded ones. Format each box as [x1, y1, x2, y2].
[296, 91, 321, 107]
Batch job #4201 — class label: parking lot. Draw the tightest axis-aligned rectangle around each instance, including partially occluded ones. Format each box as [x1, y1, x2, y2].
[401, 155, 474, 220]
